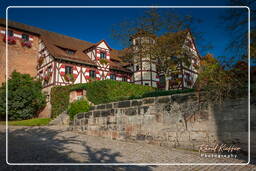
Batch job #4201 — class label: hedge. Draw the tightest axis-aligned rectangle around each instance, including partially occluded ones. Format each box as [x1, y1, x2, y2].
[51, 80, 194, 118]
[132, 88, 195, 99]
[76, 80, 154, 104]
[50, 80, 154, 118]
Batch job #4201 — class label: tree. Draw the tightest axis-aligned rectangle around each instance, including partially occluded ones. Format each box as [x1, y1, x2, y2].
[111, 8, 210, 53]
[222, 0, 256, 60]
[0, 71, 46, 120]
[150, 31, 195, 90]
[196, 53, 248, 103]
[111, 9, 203, 90]
[196, 54, 233, 102]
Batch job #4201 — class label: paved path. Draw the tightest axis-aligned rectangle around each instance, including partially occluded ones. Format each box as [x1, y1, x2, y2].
[0, 125, 255, 170]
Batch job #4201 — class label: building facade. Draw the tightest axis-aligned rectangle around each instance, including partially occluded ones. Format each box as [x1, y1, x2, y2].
[0, 19, 200, 117]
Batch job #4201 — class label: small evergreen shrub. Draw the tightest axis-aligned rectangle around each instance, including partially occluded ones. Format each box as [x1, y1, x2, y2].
[67, 99, 90, 120]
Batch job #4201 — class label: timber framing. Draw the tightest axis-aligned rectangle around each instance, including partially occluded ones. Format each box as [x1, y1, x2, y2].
[0, 19, 200, 91]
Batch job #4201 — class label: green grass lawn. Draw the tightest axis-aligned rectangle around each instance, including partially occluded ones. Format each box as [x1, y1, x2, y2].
[0, 118, 51, 126]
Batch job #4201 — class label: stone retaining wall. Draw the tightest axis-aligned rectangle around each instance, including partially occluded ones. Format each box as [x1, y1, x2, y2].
[71, 92, 254, 155]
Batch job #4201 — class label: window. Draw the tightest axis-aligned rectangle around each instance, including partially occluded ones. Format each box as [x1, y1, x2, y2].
[186, 73, 191, 80]
[171, 74, 178, 80]
[76, 90, 83, 100]
[66, 49, 75, 55]
[89, 70, 96, 78]
[171, 56, 178, 61]
[144, 83, 149, 86]
[8, 30, 13, 37]
[100, 52, 106, 59]
[135, 39, 140, 45]
[65, 66, 73, 75]
[135, 65, 140, 71]
[110, 74, 116, 80]
[122, 77, 127, 82]
[159, 75, 165, 85]
[22, 34, 29, 41]
[47, 66, 52, 72]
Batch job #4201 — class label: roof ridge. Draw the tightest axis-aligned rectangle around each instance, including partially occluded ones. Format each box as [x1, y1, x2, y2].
[0, 18, 95, 45]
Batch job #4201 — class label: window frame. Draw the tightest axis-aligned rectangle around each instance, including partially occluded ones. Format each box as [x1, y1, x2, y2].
[122, 76, 127, 82]
[65, 66, 73, 75]
[66, 49, 75, 55]
[89, 70, 96, 78]
[159, 75, 165, 85]
[22, 34, 29, 41]
[135, 65, 140, 71]
[100, 52, 106, 59]
[110, 74, 116, 80]
[8, 30, 13, 37]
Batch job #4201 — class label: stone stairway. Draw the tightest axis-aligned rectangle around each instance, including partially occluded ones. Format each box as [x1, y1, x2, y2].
[49, 111, 70, 126]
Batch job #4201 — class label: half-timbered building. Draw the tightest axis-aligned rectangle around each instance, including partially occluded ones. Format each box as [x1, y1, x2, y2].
[0, 19, 200, 117]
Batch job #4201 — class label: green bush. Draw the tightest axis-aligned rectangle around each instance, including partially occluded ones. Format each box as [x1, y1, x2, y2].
[0, 71, 46, 121]
[67, 99, 90, 120]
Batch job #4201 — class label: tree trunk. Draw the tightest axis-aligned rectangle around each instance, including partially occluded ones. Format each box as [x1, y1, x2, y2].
[165, 77, 169, 90]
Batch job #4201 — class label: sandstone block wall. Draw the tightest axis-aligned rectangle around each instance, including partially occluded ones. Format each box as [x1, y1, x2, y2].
[72, 92, 254, 155]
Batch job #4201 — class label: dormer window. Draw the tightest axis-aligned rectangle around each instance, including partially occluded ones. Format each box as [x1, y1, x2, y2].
[66, 49, 75, 55]
[100, 52, 106, 59]
[22, 34, 29, 41]
[56, 46, 76, 55]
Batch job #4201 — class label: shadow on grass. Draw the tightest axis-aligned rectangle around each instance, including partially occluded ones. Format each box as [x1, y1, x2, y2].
[0, 126, 154, 171]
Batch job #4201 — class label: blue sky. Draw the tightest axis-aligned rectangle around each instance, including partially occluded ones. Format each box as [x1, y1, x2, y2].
[0, 0, 249, 61]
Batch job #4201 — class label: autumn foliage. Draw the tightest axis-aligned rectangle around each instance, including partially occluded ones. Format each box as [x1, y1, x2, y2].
[197, 53, 248, 102]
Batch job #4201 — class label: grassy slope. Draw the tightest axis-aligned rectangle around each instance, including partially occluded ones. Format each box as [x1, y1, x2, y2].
[0, 118, 51, 126]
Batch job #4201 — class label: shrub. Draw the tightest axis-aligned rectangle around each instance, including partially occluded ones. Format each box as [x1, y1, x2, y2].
[67, 99, 90, 120]
[0, 71, 46, 121]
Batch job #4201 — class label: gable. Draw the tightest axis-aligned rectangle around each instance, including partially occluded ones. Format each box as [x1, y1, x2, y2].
[97, 41, 110, 50]
[186, 31, 200, 58]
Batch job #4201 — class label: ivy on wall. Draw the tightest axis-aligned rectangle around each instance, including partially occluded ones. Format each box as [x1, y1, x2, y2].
[50, 80, 154, 118]
[50, 79, 195, 118]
